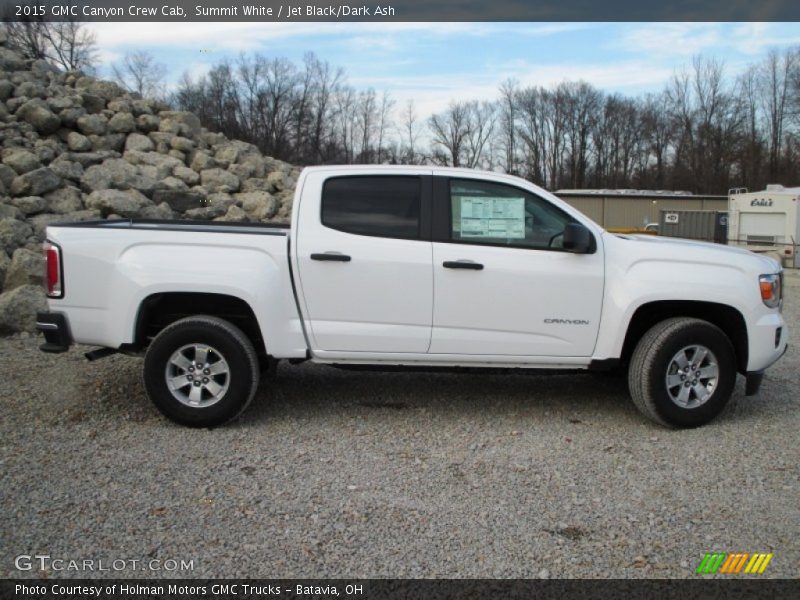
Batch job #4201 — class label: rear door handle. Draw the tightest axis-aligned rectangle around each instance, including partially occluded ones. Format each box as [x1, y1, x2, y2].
[310, 252, 351, 262]
[443, 260, 484, 270]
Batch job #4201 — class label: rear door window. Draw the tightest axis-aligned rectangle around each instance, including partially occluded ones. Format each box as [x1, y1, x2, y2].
[322, 176, 421, 239]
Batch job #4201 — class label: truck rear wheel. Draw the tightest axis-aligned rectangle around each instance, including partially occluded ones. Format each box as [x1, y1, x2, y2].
[143, 316, 260, 427]
[628, 317, 737, 428]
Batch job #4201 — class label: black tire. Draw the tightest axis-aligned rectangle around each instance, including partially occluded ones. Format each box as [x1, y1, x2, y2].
[143, 315, 260, 427]
[628, 317, 737, 428]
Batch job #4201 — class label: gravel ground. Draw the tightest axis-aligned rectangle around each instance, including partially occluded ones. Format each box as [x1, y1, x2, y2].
[1, 273, 798, 579]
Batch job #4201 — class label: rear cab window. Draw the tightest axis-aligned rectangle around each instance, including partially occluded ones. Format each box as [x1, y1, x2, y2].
[322, 176, 421, 239]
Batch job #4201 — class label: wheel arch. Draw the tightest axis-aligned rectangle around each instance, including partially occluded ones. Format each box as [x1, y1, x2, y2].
[620, 300, 748, 374]
[132, 292, 267, 358]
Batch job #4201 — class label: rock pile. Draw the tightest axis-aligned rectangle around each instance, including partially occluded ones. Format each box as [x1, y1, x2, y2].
[0, 29, 300, 333]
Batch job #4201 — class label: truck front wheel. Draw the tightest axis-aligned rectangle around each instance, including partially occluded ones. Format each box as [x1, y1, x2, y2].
[628, 317, 737, 428]
[143, 316, 260, 427]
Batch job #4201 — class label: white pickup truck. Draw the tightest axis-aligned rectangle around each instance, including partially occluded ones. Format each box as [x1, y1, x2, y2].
[37, 166, 787, 428]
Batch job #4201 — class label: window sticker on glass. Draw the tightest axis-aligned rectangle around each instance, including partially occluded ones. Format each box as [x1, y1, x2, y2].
[458, 196, 525, 239]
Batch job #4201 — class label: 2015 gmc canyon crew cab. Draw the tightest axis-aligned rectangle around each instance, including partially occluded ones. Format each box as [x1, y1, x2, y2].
[37, 166, 788, 428]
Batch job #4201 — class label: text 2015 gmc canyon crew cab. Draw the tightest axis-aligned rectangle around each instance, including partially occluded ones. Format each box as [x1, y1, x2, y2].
[37, 166, 788, 428]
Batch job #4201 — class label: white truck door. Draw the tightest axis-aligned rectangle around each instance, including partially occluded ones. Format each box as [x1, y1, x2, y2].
[430, 176, 604, 357]
[294, 170, 434, 353]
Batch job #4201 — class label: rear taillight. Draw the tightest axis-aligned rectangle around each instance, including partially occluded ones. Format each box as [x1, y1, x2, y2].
[43, 241, 62, 298]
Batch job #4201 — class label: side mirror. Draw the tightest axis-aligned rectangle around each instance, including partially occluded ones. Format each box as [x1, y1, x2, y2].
[562, 223, 593, 253]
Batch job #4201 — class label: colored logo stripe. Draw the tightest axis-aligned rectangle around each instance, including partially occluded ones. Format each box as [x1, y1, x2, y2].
[697, 553, 726, 574]
[744, 553, 774, 574]
[696, 552, 773, 574]
[720, 553, 749, 573]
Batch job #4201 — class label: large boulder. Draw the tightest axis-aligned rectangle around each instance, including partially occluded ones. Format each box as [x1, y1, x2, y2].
[2, 148, 42, 174]
[59, 106, 87, 128]
[48, 159, 84, 182]
[0, 79, 14, 100]
[67, 131, 92, 152]
[85, 189, 151, 218]
[0, 285, 48, 333]
[0, 47, 28, 72]
[108, 111, 136, 133]
[0, 164, 17, 188]
[124, 133, 155, 152]
[122, 151, 182, 179]
[200, 168, 239, 193]
[17, 100, 61, 134]
[0, 204, 23, 220]
[75, 77, 125, 102]
[10, 196, 47, 216]
[88, 133, 126, 152]
[214, 204, 248, 222]
[45, 186, 84, 214]
[68, 151, 119, 168]
[4, 248, 43, 291]
[267, 170, 291, 191]
[240, 177, 274, 193]
[80, 93, 106, 114]
[81, 159, 157, 194]
[151, 190, 205, 213]
[173, 165, 199, 186]
[10, 168, 61, 197]
[158, 111, 201, 137]
[139, 202, 175, 220]
[76, 113, 108, 136]
[0, 251, 10, 292]
[136, 114, 160, 132]
[236, 191, 278, 220]
[170, 136, 195, 153]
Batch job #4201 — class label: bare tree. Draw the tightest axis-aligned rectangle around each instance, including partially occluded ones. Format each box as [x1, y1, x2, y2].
[640, 92, 674, 188]
[112, 51, 167, 100]
[356, 88, 377, 162]
[4, 16, 97, 72]
[498, 79, 520, 174]
[429, 101, 495, 168]
[174, 47, 800, 193]
[401, 100, 421, 164]
[758, 48, 797, 179]
[375, 91, 395, 164]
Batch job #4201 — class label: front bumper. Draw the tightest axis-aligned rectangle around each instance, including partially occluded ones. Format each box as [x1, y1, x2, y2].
[745, 343, 788, 396]
[36, 312, 72, 353]
[748, 311, 788, 371]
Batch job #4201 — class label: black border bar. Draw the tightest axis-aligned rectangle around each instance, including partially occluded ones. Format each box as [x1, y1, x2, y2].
[3, 0, 799, 22]
[2, 579, 799, 600]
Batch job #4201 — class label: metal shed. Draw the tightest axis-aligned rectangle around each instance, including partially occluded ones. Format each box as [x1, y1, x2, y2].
[555, 190, 728, 229]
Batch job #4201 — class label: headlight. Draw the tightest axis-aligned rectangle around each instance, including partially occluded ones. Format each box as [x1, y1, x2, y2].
[759, 273, 782, 309]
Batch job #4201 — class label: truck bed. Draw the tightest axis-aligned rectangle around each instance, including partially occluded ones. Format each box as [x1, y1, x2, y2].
[45, 218, 307, 358]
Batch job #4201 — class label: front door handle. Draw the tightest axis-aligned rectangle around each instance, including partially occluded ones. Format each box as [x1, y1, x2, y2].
[443, 260, 484, 270]
[311, 252, 351, 262]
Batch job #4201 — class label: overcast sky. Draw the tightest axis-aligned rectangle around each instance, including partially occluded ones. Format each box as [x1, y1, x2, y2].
[87, 22, 800, 116]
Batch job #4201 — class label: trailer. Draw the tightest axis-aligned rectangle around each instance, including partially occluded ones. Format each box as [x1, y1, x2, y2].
[728, 185, 799, 268]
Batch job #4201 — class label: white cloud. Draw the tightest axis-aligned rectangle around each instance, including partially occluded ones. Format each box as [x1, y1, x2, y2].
[352, 60, 675, 117]
[187, 61, 213, 80]
[86, 21, 591, 54]
[616, 23, 724, 58]
[731, 22, 800, 55]
[617, 22, 800, 59]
